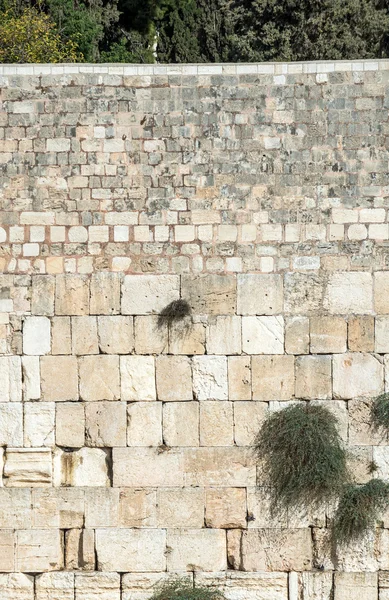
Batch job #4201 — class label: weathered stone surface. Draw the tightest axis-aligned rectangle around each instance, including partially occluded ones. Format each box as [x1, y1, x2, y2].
[348, 316, 374, 352]
[22, 356, 40, 400]
[333, 353, 383, 399]
[183, 447, 255, 487]
[182, 274, 236, 314]
[56, 403, 85, 448]
[75, 572, 121, 600]
[128, 402, 162, 446]
[90, 272, 121, 315]
[31, 275, 55, 316]
[0, 403, 23, 446]
[0, 488, 32, 528]
[169, 319, 206, 355]
[134, 316, 168, 354]
[23, 316, 51, 355]
[122, 275, 180, 314]
[55, 448, 109, 487]
[79, 355, 120, 401]
[326, 272, 373, 314]
[310, 316, 347, 353]
[84, 488, 119, 528]
[121, 356, 156, 401]
[98, 316, 134, 354]
[156, 356, 192, 401]
[375, 316, 389, 353]
[234, 402, 267, 446]
[0, 530, 14, 571]
[55, 275, 89, 316]
[24, 402, 55, 447]
[206, 316, 242, 354]
[205, 487, 246, 528]
[242, 316, 284, 354]
[167, 529, 226, 571]
[0, 356, 22, 402]
[16, 529, 62, 571]
[35, 572, 75, 600]
[192, 356, 228, 400]
[95, 529, 166, 572]
[237, 274, 283, 315]
[0, 574, 34, 600]
[118, 489, 157, 528]
[284, 273, 325, 315]
[85, 402, 126, 447]
[113, 448, 184, 487]
[200, 402, 233, 446]
[375, 271, 389, 314]
[41, 356, 78, 402]
[334, 572, 377, 600]
[295, 355, 332, 400]
[228, 356, 251, 400]
[71, 317, 98, 355]
[285, 317, 309, 354]
[65, 529, 94, 570]
[157, 488, 204, 528]
[252, 356, 294, 401]
[240, 529, 312, 572]
[297, 572, 333, 600]
[246, 488, 287, 529]
[51, 317, 71, 355]
[195, 572, 288, 600]
[4, 448, 52, 487]
[163, 402, 199, 447]
[348, 398, 386, 445]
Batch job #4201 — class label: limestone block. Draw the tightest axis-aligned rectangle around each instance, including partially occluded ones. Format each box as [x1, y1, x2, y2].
[311, 528, 334, 571]
[240, 529, 312, 571]
[71, 317, 98, 354]
[347, 446, 373, 484]
[98, 316, 134, 354]
[310, 316, 347, 353]
[79, 355, 120, 401]
[380, 571, 389, 597]
[134, 316, 168, 354]
[113, 448, 184, 487]
[252, 356, 294, 401]
[0, 356, 22, 402]
[51, 317, 71, 355]
[182, 274, 236, 315]
[24, 402, 55, 447]
[85, 402, 126, 447]
[373, 446, 389, 479]
[284, 273, 325, 314]
[95, 529, 166, 572]
[349, 398, 387, 445]
[128, 402, 162, 446]
[192, 356, 228, 400]
[285, 317, 309, 354]
[32, 488, 60, 528]
[206, 316, 242, 355]
[41, 356, 78, 401]
[297, 572, 333, 600]
[227, 529, 242, 570]
[200, 402, 233, 446]
[31, 275, 55, 316]
[0, 574, 34, 600]
[84, 488, 119, 528]
[122, 574, 193, 600]
[122, 274, 180, 314]
[121, 356, 156, 401]
[57, 488, 85, 529]
[242, 316, 284, 354]
[194, 572, 288, 600]
[205, 488, 246, 528]
[326, 272, 373, 314]
[237, 274, 283, 315]
[90, 272, 121, 315]
[183, 447, 255, 487]
[333, 353, 383, 399]
[246, 488, 287, 529]
[295, 356, 332, 400]
[169, 319, 206, 355]
[234, 402, 267, 446]
[334, 573, 377, 600]
[375, 316, 389, 353]
[156, 356, 192, 401]
[23, 316, 51, 355]
[0, 447, 3, 486]
[375, 271, 389, 314]
[35, 572, 75, 600]
[65, 529, 94, 570]
[348, 316, 374, 352]
[335, 530, 377, 572]
[55, 448, 109, 487]
[56, 403, 85, 447]
[163, 402, 199, 447]
[16, 529, 62, 571]
[22, 356, 40, 400]
[75, 572, 121, 600]
[4, 448, 52, 487]
[0, 488, 32, 528]
[0, 530, 14, 571]
[119, 488, 157, 528]
[55, 275, 90, 315]
[0, 403, 23, 446]
[157, 488, 204, 527]
[228, 356, 251, 400]
[167, 529, 227, 571]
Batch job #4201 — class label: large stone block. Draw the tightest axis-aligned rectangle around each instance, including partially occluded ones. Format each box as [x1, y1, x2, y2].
[326, 272, 373, 314]
[85, 402, 127, 446]
[35, 572, 75, 600]
[206, 316, 241, 355]
[295, 355, 332, 400]
[163, 402, 199, 447]
[16, 529, 62, 571]
[0, 356, 22, 402]
[237, 274, 283, 315]
[348, 316, 374, 352]
[79, 355, 120, 401]
[228, 356, 251, 400]
[242, 316, 284, 354]
[169, 319, 206, 355]
[297, 572, 333, 600]
[0, 488, 32, 528]
[157, 488, 204, 528]
[118, 488, 157, 528]
[284, 273, 325, 314]
[192, 356, 228, 400]
[333, 353, 383, 399]
[95, 529, 166, 572]
[0, 574, 34, 600]
[167, 529, 227, 572]
[234, 402, 267, 446]
[55, 448, 109, 487]
[84, 488, 119, 528]
[23, 316, 51, 355]
[65, 529, 94, 570]
[195, 572, 288, 600]
[128, 402, 162, 446]
[134, 316, 168, 354]
[310, 316, 347, 354]
[31, 275, 55, 316]
[156, 356, 192, 401]
[98, 316, 134, 354]
[182, 274, 236, 315]
[90, 272, 121, 315]
[55, 275, 90, 315]
[252, 356, 294, 401]
[51, 317, 71, 355]
[205, 487, 246, 528]
[0, 403, 23, 446]
[4, 448, 52, 487]
[122, 275, 180, 314]
[348, 398, 386, 445]
[0, 530, 14, 571]
[56, 403, 85, 447]
[334, 572, 377, 600]
[75, 572, 121, 600]
[285, 317, 309, 354]
[246, 488, 287, 529]
[71, 317, 98, 355]
[24, 403, 55, 447]
[22, 356, 40, 400]
[121, 356, 156, 401]
[240, 529, 312, 571]
[41, 356, 78, 402]
[375, 316, 389, 353]
[113, 448, 184, 487]
[200, 402, 233, 446]
[183, 447, 255, 487]
[375, 271, 389, 314]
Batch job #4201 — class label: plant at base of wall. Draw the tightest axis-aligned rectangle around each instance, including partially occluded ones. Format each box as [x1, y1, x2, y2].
[371, 392, 389, 432]
[150, 578, 226, 600]
[254, 403, 348, 514]
[333, 479, 389, 544]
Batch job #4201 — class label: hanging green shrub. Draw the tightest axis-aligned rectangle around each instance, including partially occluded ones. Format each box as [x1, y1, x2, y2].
[254, 403, 348, 513]
[371, 392, 389, 431]
[333, 479, 389, 544]
[158, 299, 191, 328]
[149, 578, 226, 600]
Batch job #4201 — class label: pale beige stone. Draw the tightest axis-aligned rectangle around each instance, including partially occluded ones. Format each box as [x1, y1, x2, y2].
[72, 317, 98, 354]
[156, 356, 192, 401]
[234, 402, 267, 446]
[0, 403, 23, 446]
[16, 529, 62, 571]
[0, 530, 14, 571]
[205, 487, 246, 528]
[128, 402, 162, 446]
[31, 275, 55, 316]
[56, 403, 85, 447]
[84, 488, 119, 528]
[65, 529, 94, 570]
[4, 448, 52, 487]
[252, 356, 294, 401]
[326, 272, 373, 314]
[348, 316, 374, 352]
[41, 356, 78, 401]
[184, 447, 255, 487]
[335, 530, 377, 572]
[119, 488, 157, 528]
[237, 274, 283, 315]
[55, 275, 89, 315]
[36, 572, 75, 600]
[134, 316, 168, 354]
[157, 488, 204, 527]
[228, 356, 251, 400]
[246, 487, 287, 528]
[310, 316, 347, 353]
[113, 448, 184, 487]
[167, 529, 226, 571]
[295, 356, 332, 400]
[375, 271, 389, 314]
[241, 529, 312, 571]
[56, 448, 109, 487]
[51, 317, 71, 355]
[22, 356, 40, 400]
[121, 356, 156, 401]
[98, 316, 134, 354]
[285, 317, 309, 354]
[348, 446, 373, 484]
[284, 273, 325, 314]
[0, 356, 22, 402]
[227, 529, 242, 570]
[375, 316, 389, 352]
[200, 402, 233, 446]
[242, 316, 284, 354]
[122, 274, 180, 314]
[95, 529, 166, 572]
[24, 403, 55, 447]
[57, 488, 85, 529]
[206, 316, 242, 354]
[75, 572, 121, 600]
[348, 398, 387, 445]
[0, 574, 34, 600]
[334, 572, 377, 600]
[169, 319, 206, 355]
[85, 402, 126, 446]
[333, 353, 383, 399]
[0, 488, 32, 528]
[79, 355, 120, 401]
[163, 402, 199, 447]
[298, 572, 333, 600]
[90, 272, 121, 315]
[195, 572, 288, 600]
[23, 316, 51, 355]
[182, 274, 236, 314]
[192, 356, 228, 400]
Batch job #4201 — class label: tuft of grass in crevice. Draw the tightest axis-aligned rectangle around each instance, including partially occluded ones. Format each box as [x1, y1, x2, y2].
[157, 299, 191, 329]
[149, 578, 226, 600]
[371, 393, 389, 431]
[333, 479, 389, 545]
[254, 403, 348, 514]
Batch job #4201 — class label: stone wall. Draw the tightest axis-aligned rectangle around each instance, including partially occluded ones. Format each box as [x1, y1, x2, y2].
[1, 59, 389, 599]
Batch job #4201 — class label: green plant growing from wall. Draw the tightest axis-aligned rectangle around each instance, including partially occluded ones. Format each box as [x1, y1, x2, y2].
[371, 392, 389, 432]
[158, 299, 191, 328]
[333, 479, 389, 544]
[149, 578, 226, 600]
[254, 403, 348, 513]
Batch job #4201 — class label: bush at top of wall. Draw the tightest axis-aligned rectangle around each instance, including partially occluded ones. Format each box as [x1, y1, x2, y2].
[371, 392, 389, 432]
[150, 578, 226, 600]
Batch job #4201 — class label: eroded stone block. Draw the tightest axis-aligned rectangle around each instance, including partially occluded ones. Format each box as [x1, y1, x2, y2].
[334, 572, 377, 600]
[167, 529, 226, 572]
[0, 356, 22, 402]
[79, 355, 120, 401]
[333, 353, 383, 399]
[55, 275, 89, 316]
[163, 402, 198, 447]
[56, 403, 85, 448]
[85, 402, 126, 447]
[0, 403, 23, 446]
[23, 316, 51, 355]
[122, 275, 179, 314]
[240, 529, 312, 572]
[182, 274, 236, 315]
[71, 317, 98, 355]
[200, 402, 233, 446]
[192, 356, 227, 400]
[156, 356, 192, 401]
[121, 356, 156, 401]
[206, 316, 242, 355]
[36, 572, 75, 600]
[252, 356, 294, 401]
[237, 274, 283, 315]
[4, 448, 52, 487]
[242, 316, 284, 354]
[55, 448, 109, 487]
[0, 574, 34, 600]
[228, 356, 251, 400]
[295, 355, 332, 400]
[285, 317, 309, 354]
[16, 529, 62, 571]
[157, 488, 204, 528]
[113, 448, 184, 487]
[234, 402, 267, 446]
[75, 572, 121, 600]
[310, 316, 347, 354]
[128, 402, 162, 446]
[205, 488, 246, 528]
[326, 272, 373, 314]
[41, 356, 78, 402]
[24, 403, 55, 447]
[95, 529, 166, 572]
[31, 275, 55, 316]
[98, 316, 134, 354]
[90, 272, 121, 315]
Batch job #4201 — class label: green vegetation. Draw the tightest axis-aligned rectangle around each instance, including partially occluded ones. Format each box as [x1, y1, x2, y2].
[333, 479, 389, 544]
[371, 393, 389, 432]
[150, 578, 226, 600]
[158, 299, 191, 328]
[254, 403, 348, 513]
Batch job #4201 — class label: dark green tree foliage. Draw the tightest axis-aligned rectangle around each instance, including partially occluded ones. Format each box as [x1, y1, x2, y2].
[371, 392, 389, 431]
